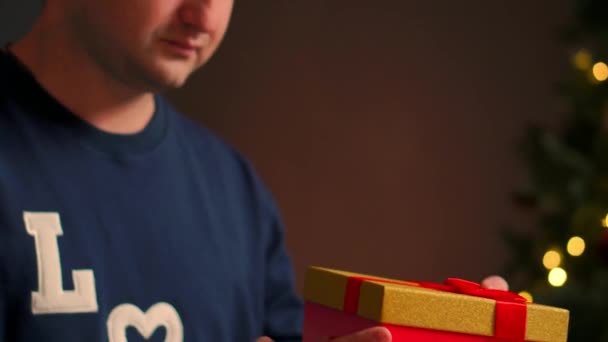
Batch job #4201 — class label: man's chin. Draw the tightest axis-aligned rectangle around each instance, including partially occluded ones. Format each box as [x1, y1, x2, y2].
[159, 76, 189, 90]
[141, 65, 192, 92]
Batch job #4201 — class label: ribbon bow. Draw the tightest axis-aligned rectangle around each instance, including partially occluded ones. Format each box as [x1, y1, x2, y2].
[419, 278, 527, 303]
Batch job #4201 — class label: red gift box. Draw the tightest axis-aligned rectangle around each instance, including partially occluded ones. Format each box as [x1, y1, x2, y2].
[302, 267, 569, 342]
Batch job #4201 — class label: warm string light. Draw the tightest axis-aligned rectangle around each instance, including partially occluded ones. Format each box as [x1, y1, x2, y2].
[548, 268, 567, 287]
[573, 49, 592, 70]
[543, 249, 567, 287]
[567, 236, 585, 256]
[542, 250, 561, 270]
[592, 62, 608, 82]
[572, 49, 608, 83]
[540, 235, 585, 288]
[518, 291, 534, 303]
[603, 213, 608, 228]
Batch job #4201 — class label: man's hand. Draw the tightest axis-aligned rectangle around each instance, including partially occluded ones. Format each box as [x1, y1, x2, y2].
[255, 328, 392, 342]
[256, 276, 509, 342]
[323, 326, 392, 342]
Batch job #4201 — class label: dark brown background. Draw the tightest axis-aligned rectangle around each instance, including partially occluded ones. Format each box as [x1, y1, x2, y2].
[2, 1, 572, 292]
[167, 1, 572, 291]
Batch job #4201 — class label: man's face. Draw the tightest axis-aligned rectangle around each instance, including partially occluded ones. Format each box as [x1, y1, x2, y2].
[65, 0, 234, 91]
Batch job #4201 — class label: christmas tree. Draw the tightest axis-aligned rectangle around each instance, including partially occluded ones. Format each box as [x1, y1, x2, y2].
[504, 0, 608, 340]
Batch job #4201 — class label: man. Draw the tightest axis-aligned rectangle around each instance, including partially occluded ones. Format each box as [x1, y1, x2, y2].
[0, 0, 507, 341]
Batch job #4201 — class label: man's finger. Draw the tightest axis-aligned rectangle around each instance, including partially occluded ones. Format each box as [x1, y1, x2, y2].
[327, 326, 391, 342]
[481, 275, 509, 291]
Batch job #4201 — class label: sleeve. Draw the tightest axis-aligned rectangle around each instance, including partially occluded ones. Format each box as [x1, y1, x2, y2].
[262, 210, 304, 342]
[0, 281, 5, 341]
[230, 151, 304, 341]
[0, 258, 6, 341]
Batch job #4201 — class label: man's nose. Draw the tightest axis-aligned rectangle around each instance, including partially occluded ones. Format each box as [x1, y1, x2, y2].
[178, 1, 211, 33]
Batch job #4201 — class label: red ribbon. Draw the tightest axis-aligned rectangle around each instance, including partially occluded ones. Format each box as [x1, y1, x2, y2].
[343, 276, 527, 340]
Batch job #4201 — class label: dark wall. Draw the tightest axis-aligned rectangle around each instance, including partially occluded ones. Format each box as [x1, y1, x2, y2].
[2, 1, 572, 291]
[168, 1, 572, 290]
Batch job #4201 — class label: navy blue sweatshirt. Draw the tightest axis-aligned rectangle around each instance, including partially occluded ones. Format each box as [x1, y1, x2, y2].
[0, 49, 303, 341]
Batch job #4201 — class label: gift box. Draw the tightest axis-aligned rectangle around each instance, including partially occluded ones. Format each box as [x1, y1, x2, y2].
[303, 266, 569, 342]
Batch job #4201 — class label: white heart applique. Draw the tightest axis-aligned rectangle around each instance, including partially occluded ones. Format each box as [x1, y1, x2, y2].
[107, 302, 183, 342]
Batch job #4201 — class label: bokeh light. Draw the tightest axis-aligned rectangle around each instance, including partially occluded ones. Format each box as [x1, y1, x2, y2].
[592, 62, 608, 81]
[573, 49, 592, 70]
[567, 236, 585, 256]
[543, 250, 561, 270]
[518, 291, 534, 303]
[548, 268, 568, 287]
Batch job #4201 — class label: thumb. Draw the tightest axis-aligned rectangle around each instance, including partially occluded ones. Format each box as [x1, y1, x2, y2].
[256, 337, 273, 342]
[328, 327, 391, 342]
[481, 275, 509, 291]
